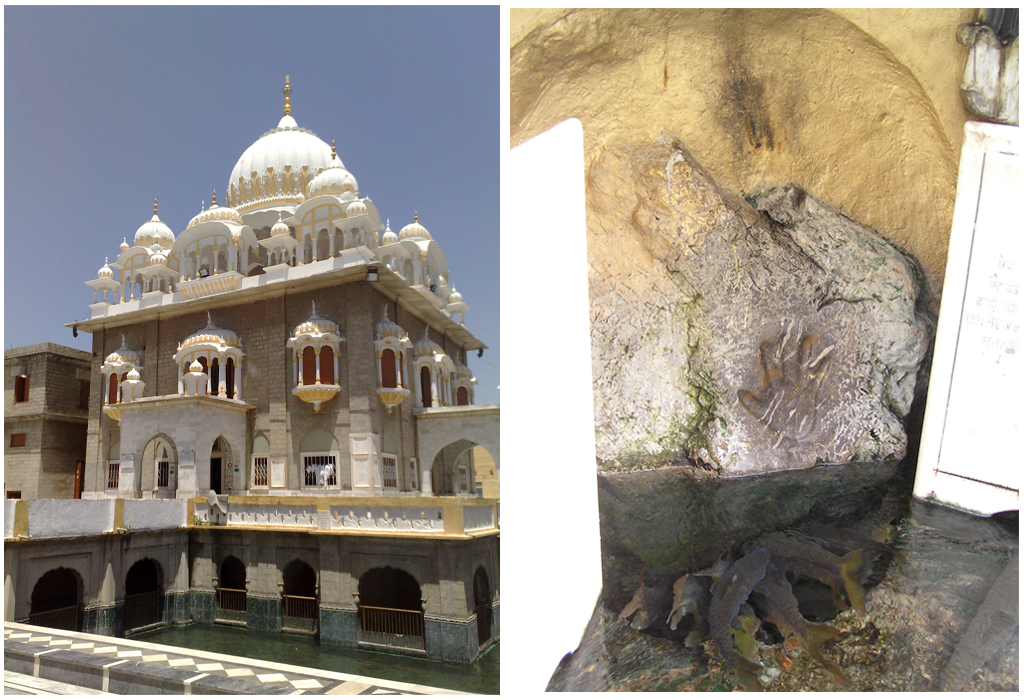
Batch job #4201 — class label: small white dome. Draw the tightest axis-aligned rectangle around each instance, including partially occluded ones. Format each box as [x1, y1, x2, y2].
[120, 238, 130, 252]
[187, 191, 243, 230]
[150, 250, 168, 266]
[448, 287, 462, 303]
[270, 213, 291, 237]
[308, 142, 359, 200]
[380, 221, 398, 245]
[346, 200, 367, 217]
[189, 359, 204, 373]
[400, 213, 431, 241]
[126, 367, 141, 381]
[134, 200, 175, 247]
[98, 257, 114, 279]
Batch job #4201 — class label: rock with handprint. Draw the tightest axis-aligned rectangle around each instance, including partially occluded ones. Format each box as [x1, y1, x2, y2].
[589, 137, 931, 476]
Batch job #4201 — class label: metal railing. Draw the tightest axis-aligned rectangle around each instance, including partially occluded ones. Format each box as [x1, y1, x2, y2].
[216, 588, 246, 623]
[282, 594, 317, 633]
[359, 605, 425, 651]
[28, 604, 80, 632]
[107, 462, 119, 489]
[124, 590, 162, 632]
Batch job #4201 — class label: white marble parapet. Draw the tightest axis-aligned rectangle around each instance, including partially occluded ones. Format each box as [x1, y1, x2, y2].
[462, 505, 495, 532]
[123, 500, 187, 531]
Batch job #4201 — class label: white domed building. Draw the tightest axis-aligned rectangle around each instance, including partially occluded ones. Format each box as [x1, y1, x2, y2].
[66, 78, 499, 662]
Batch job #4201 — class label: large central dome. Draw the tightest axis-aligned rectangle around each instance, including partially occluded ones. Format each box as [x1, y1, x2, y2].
[226, 77, 334, 214]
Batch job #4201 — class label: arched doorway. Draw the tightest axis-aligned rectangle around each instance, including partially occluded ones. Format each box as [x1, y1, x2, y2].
[282, 560, 317, 633]
[358, 567, 425, 651]
[30, 568, 82, 631]
[210, 436, 232, 494]
[431, 439, 477, 495]
[124, 558, 163, 633]
[216, 556, 247, 624]
[474, 566, 492, 644]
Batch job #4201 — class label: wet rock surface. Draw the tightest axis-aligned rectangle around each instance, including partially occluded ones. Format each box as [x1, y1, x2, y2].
[589, 139, 931, 476]
[550, 499, 1018, 692]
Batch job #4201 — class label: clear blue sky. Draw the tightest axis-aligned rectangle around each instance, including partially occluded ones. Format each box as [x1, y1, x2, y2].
[4, 5, 500, 405]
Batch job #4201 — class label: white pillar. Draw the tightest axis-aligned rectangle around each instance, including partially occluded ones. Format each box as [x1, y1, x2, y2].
[332, 347, 339, 387]
[297, 349, 303, 385]
[394, 354, 401, 389]
[329, 232, 336, 258]
[234, 356, 243, 399]
[218, 352, 227, 396]
[315, 345, 321, 385]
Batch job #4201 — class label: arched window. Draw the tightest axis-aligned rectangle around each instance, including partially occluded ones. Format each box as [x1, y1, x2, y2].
[302, 346, 317, 386]
[299, 429, 340, 489]
[381, 349, 397, 389]
[457, 386, 469, 406]
[252, 433, 270, 488]
[108, 374, 118, 405]
[226, 357, 236, 399]
[210, 357, 220, 395]
[319, 346, 334, 385]
[420, 366, 432, 408]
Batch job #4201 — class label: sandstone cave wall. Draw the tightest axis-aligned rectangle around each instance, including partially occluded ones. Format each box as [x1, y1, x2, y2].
[510, 8, 976, 304]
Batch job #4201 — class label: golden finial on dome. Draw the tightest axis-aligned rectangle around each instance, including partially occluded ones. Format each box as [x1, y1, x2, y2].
[211, 190, 218, 207]
[414, 211, 419, 223]
[331, 140, 336, 160]
[283, 75, 292, 116]
[153, 198, 158, 216]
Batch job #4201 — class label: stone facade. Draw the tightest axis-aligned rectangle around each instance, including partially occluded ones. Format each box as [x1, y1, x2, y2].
[5, 525, 499, 664]
[4, 344, 91, 499]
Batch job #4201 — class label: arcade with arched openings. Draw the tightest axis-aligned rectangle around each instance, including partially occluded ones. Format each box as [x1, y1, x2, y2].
[29, 568, 83, 632]
[282, 559, 318, 633]
[358, 566, 425, 651]
[123, 558, 164, 633]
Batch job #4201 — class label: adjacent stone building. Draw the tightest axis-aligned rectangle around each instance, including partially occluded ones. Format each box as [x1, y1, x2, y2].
[4, 344, 91, 499]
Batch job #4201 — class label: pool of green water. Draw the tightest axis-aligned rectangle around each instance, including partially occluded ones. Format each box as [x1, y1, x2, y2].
[134, 623, 499, 694]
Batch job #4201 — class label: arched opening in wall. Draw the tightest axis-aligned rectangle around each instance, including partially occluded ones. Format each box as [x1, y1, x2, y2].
[319, 345, 335, 385]
[216, 556, 247, 624]
[457, 386, 469, 406]
[140, 435, 177, 494]
[124, 558, 163, 633]
[108, 373, 118, 405]
[226, 357, 236, 399]
[317, 228, 331, 261]
[420, 366, 432, 407]
[302, 346, 317, 386]
[251, 433, 270, 488]
[382, 349, 397, 388]
[210, 357, 221, 396]
[473, 566, 492, 644]
[210, 436, 232, 494]
[431, 439, 477, 496]
[281, 559, 317, 633]
[358, 567, 424, 651]
[29, 568, 83, 631]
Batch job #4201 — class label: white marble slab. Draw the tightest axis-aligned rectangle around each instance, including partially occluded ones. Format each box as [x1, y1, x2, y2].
[915, 121, 1021, 514]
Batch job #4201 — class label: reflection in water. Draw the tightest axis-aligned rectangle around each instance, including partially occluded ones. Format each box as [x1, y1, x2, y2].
[135, 623, 499, 695]
[550, 486, 1018, 692]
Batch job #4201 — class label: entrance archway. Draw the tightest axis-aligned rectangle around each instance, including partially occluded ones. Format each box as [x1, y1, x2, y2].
[124, 558, 163, 632]
[358, 567, 425, 651]
[217, 556, 247, 623]
[30, 568, 82, 631]
[282, 559, 317, 633]
[210, 436, 232, 494]
[431, 439, 476, 495]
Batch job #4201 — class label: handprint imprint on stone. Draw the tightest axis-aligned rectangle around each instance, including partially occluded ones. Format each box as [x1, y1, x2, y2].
[737, 323, 833, 448]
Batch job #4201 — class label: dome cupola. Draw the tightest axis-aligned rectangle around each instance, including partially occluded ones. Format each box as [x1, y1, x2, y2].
[380, 220, 398, 245]
[227, 76, 334, 212]
[307, 141, 359, 200]
[134, 200, 175, 248]
[400, 213, 431, 241]
[98, 257, 114, 279]
[270, 212, 291, 237]
[187, 191, 243, 230]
